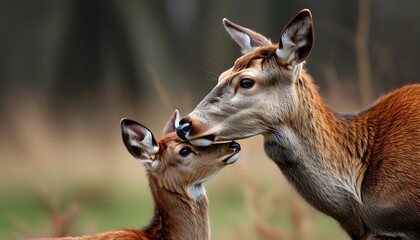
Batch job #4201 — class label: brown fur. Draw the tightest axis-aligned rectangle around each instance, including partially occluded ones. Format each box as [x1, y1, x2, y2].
[178, 9, 420, 240]
[32, 114, 240, 240]
[273, 71, 420, 239]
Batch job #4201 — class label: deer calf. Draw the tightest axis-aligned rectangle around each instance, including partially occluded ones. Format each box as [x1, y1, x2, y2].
[176, 9, 420, 240]
[33, 110, 241, 240]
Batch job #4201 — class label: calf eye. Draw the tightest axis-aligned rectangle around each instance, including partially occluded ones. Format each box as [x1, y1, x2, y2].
[239, 78, 255, 88]
[179, 147, 192, 157]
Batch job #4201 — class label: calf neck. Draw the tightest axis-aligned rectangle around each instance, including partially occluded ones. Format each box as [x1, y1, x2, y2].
[33, 110, 241, 240]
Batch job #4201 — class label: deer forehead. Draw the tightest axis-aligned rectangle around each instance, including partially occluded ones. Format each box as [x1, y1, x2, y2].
[218, 67, 233, 83]
[218, 68, 261, 85]
[158, 134, 184, 153]
[218, 46, 282, 84]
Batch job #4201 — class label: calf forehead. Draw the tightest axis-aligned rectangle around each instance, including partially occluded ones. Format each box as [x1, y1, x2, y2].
[159, 132, 181, 143]
[159, 133, 184, 151]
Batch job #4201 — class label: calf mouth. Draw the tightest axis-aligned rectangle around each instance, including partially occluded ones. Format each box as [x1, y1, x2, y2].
[223, 141, 241, 165]
[223, 151, 240, 165]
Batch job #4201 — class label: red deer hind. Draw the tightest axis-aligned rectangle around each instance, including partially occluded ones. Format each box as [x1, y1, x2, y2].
[32, 110, 241, 240]
[176, 9, 420, 240]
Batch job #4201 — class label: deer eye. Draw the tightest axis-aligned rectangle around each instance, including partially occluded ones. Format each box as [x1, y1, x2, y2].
[179, 147, 192, 157]
[239, 78, 255, 88]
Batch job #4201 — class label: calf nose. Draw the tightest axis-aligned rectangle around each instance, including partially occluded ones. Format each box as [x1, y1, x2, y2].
[176, 117, 191, 140]
[229, 141, 241, 152]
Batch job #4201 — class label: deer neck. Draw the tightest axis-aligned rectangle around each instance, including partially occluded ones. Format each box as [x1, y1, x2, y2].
[263, 71, 371, 220]
[144, 176, 210, 240]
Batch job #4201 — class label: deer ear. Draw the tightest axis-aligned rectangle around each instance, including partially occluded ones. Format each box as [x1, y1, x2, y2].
[121, 119, 160, 170]
[162, 109, 180, 136]
[276, 9, 314, 67]
[223, 18, 272, 54]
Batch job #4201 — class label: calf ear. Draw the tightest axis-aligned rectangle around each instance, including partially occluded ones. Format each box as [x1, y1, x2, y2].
[223, 18, 272, 54]
[162, 109, 180, 136]
[276, 9, 314, 67]
[121, 119, 160, 170]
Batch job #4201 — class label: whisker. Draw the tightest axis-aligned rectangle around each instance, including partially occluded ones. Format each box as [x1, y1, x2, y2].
[201, 58, 224, 82]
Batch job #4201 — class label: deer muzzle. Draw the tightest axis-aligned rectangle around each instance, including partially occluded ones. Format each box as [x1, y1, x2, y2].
[176, 122, 191, 140]
[176, 115, 217, 146]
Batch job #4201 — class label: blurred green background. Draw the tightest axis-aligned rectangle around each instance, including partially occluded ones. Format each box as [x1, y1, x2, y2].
[1, 0, 419, 239]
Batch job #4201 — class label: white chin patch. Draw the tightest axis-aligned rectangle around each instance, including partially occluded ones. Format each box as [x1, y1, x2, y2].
[188, 184, 206, 199]
[225, 152, 240, 165]
[190, 138, 214, 147]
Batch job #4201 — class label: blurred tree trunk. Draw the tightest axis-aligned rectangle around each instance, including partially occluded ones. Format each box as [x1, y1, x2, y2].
[355, 0, 373, 106]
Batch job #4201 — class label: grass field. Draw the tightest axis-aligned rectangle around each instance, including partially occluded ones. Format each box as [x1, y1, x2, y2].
[0, 96, 349, 240]
[0, 110, 348, 240]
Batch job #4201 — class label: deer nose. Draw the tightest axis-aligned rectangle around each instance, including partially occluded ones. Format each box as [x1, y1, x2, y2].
[176, 118, 191, 140]
[229, 141, 241, 152]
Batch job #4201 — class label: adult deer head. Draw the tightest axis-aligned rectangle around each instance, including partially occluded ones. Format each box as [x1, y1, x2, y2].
[177, 9, 314, 146]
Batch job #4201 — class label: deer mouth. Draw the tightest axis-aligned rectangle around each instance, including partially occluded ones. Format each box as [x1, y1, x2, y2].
[223, 141, 241, 165]
[189, 135, 215, 147]
[176, 122, 218, 146]
[224, 151, 240, 165]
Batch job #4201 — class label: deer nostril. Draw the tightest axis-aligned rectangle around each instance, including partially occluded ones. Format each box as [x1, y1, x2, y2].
[179, 116, 191, 125]
[229, 141, 241, 151]
[176, 122, 191, 140]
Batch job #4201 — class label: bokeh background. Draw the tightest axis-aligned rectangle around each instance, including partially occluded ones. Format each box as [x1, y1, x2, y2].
[1, 0, 419, 239]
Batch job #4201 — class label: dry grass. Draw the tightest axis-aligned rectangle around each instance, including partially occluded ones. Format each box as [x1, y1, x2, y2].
[0, 63, 350, 240]
[0, 90, 349, 240]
